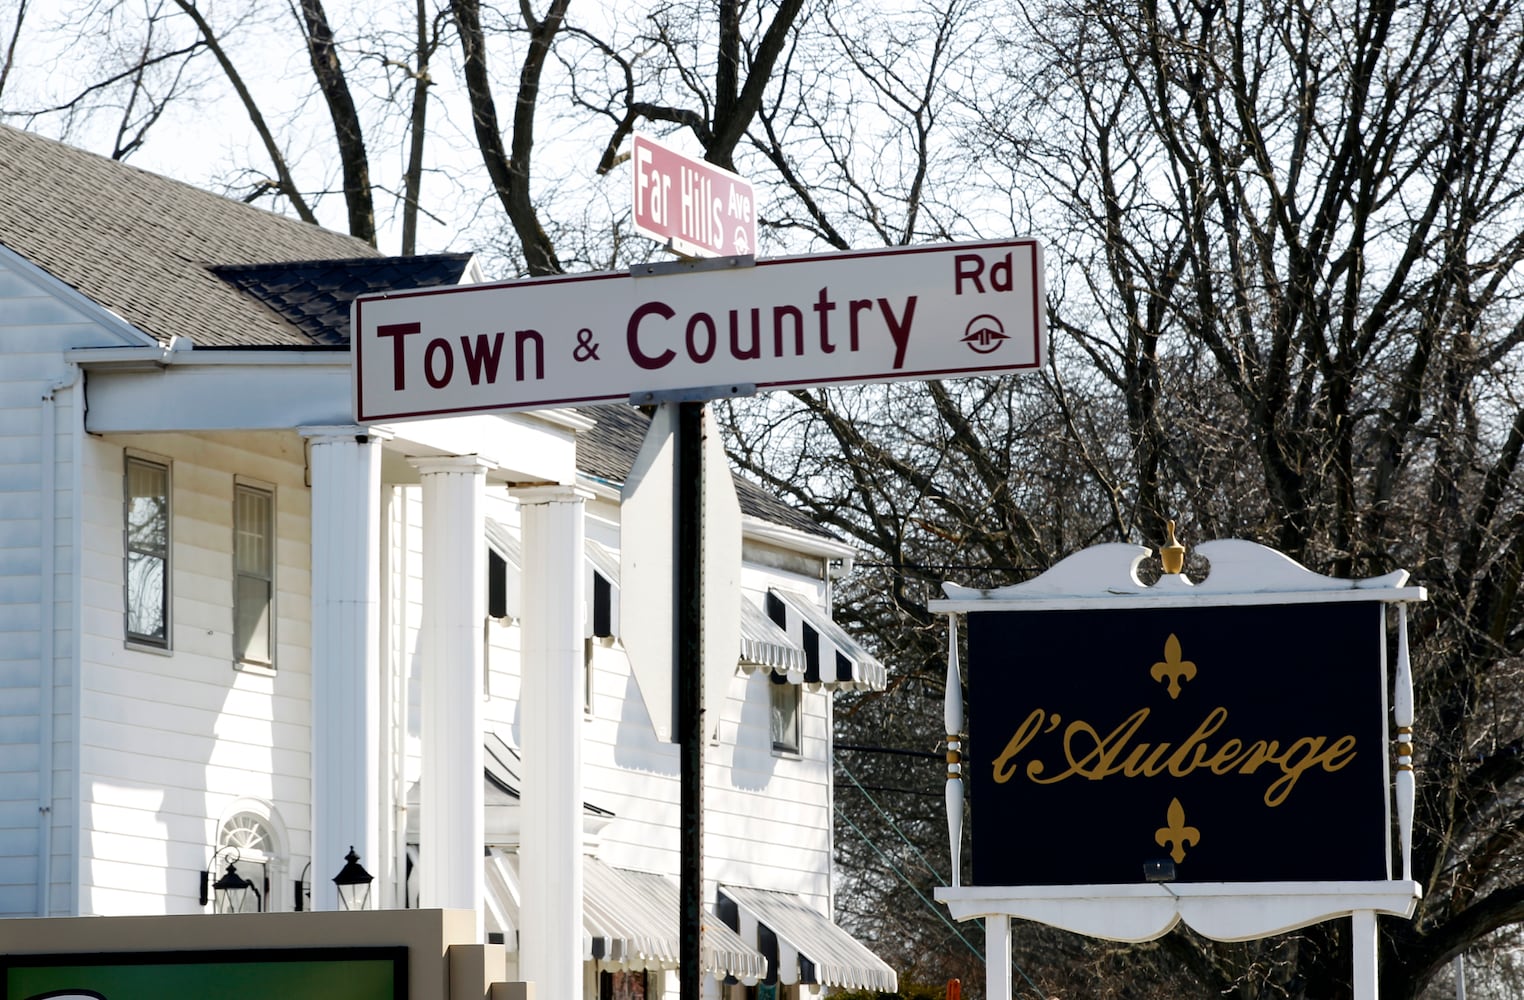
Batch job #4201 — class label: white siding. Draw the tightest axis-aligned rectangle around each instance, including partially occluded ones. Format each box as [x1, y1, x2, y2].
[459, 490, 835, 915]
[77, 430, 312, 915]
[0, 253, 139, 917]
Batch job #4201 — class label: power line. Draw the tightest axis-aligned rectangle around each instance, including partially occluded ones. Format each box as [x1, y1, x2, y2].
[836, 742, 943, 760]
[839, 761, 1048, 998]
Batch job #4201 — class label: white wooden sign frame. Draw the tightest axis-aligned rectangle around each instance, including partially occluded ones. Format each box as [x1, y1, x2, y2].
[929, 539, 1426, 1000]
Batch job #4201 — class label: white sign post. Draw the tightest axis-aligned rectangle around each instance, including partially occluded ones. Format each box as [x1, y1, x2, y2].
[351, 239, 1045, 423]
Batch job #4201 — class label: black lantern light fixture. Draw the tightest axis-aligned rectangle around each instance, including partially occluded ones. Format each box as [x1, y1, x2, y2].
[333, 846, 374, 911]
[294, 860, 312, 912]
[199, 847, 262, 913]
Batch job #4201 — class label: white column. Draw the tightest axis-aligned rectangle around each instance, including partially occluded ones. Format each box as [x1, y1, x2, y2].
[412, 456, 494, 933]
[1353, 909, 1380, 1000]
[512, 484, 590, 1000]
[303, 426, 390, 911]
[986, 915, 1012, 1000]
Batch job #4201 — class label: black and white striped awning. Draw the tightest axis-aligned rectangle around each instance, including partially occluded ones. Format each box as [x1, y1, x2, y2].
[486, 520, 883, 691]
[479, 851, 767, 981]
[718, 884, 898, 992]
[738, 595, 808, 680]
[760, 588, 887, 691]
[485, 518, 618, 639]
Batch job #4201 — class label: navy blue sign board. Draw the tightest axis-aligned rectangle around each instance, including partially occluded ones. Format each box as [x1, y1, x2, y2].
[967, 601, 1389, 886]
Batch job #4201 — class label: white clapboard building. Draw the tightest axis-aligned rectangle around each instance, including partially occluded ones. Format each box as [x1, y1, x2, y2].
[0, 123, 896, 1000]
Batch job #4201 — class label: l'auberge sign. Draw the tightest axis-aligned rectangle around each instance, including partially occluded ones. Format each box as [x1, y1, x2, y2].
[968, 601, 1389, 886]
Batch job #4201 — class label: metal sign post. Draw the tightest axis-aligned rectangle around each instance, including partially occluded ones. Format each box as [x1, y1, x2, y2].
[677, 399, 704, 1000]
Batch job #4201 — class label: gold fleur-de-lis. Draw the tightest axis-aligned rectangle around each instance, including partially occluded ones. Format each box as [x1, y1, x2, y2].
[1155, 798, 1200, 864]
[1150, 633, 1197, 699]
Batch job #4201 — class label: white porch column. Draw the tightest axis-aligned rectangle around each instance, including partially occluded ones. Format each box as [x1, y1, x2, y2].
[512, 485, 591, 1000]
[303, 425, 390, 911]
[413, 456, 494, 933]
[987, 914, 1012, 1000]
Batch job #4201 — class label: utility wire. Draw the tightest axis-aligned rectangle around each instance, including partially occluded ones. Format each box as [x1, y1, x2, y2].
[838, 762, 1048, 997]
[837, 806, 983, 961]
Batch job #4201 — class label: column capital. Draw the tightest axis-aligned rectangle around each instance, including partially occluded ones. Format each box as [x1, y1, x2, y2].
[300, 424, 395, 445]
[510, 484, 595, 506]
[409, 454, 498, 476]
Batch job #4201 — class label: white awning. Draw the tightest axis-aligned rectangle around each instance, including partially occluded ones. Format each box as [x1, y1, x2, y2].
[763, 588, 887, 691]
[481, 853, 766, 981]
[719, 885, 898, 993]
[739, 595, 807, 680]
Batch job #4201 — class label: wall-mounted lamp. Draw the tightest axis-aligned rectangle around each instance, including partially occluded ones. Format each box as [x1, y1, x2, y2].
[333, 846, 374, 911]
[199, 847, 262, 913]
[294, 860, 312, 912]
[1143, 858, 1177, 883]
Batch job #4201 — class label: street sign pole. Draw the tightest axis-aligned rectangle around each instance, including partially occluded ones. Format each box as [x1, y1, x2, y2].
[677, 399, 704, 1000]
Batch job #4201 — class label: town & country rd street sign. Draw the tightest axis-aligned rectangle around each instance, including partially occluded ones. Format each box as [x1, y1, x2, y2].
[351, 238, 1045, 423]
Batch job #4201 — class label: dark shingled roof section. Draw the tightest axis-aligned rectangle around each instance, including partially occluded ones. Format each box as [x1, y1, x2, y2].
[0, 122, 382, 346]
[211, 254, 474, 346]
[578, 404, 835, 540]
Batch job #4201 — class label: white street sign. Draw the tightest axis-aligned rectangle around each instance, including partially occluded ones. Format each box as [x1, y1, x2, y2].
[351, 239, 1045, 423]
[619, 404, 742, 743]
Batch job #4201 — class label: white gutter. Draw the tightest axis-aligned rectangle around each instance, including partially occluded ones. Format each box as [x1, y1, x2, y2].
[66, 342, 596, 439]
[38, 364, 81, 915]
[741, 516, 857, 577]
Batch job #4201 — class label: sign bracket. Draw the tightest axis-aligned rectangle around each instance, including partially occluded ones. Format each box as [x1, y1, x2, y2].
[630, 253, 756, 278]
[630, 383, 757, 405]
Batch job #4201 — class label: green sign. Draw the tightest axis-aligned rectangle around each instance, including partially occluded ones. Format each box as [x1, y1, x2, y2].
[4, 947, 406, 1000]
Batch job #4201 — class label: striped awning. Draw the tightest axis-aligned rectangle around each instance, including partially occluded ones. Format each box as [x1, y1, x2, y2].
[481, 852, 766, 982]
[485, 517, 618, 638]
[719, 884, 898, 993]
[739, 595, 807, 680]
[763, 588, 887, 691]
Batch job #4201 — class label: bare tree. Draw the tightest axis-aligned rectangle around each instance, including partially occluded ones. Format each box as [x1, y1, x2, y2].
[294, 0, 376, 245]
[721, 1, 1524, 997]
[0, 0, 28, 98]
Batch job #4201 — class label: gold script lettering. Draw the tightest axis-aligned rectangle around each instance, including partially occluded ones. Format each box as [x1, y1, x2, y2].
[989, 706, 1358, 807]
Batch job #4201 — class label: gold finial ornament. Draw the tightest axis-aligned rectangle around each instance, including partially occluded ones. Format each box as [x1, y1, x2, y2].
[1160, 520, 1186, 576]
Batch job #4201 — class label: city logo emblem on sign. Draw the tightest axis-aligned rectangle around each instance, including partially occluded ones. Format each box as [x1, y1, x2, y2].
[961, 314, 1009, 354]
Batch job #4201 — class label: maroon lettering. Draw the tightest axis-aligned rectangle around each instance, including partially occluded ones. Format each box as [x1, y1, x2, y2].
[460, 332, 505, 385]
[955, 254, 985, 294]
[686, 312, 717, 362]
[848, 299, 873, 351]
[424, 338, 453, 388]
[515, 330, 544, 381]
[813, 287, 837, 354]
[629, 301, 677, 370]
[880, 297, 917, 369]
[773, 305, 804, 358]
[377, 322, 421, 390]
[729, 308, 761, 360]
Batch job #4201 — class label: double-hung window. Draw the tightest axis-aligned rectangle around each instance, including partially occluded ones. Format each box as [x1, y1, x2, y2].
[124, 455, 170, 647]
[769, 675, 801, 754]
[234, 482, 275, 668]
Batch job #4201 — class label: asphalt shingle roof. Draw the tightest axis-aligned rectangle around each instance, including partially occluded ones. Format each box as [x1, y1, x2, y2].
[0, 122, 383, 346]
[210, 254, 474, 346]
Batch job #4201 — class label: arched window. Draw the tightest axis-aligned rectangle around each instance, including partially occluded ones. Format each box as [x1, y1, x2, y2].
[215, 806, 286, 912]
